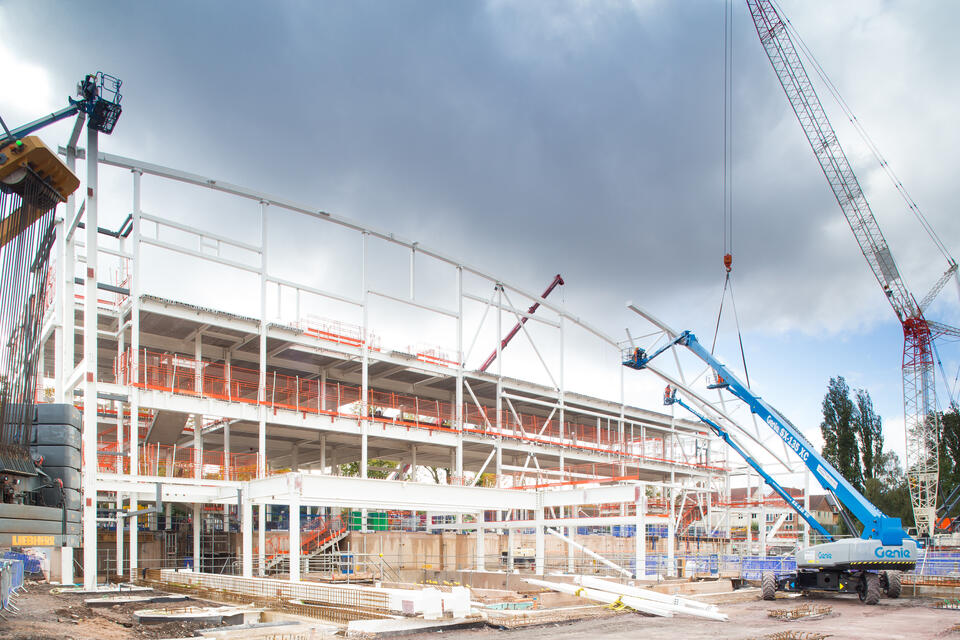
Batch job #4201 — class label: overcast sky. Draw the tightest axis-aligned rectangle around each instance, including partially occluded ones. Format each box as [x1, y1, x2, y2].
[3, 0, 959, 474]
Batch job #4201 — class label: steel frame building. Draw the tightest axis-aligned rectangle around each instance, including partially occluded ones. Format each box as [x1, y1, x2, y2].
[40, 125, 805, 590]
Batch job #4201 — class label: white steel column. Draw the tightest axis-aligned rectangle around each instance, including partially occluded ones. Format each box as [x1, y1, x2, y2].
[290, 493, 301, 582]
[258, 504, 266, 576]
[535, 494, 545, 575]
[193, 414, 202, 572]
[128, 168, 141, 581]
[223, 423, 231, 522]
[506, 527, 515, 571]
[115, 401, 123, 578]
[81, 126, 99, 590]
[667, 486, 676, 577]
[635, 482, 646, 579]
[559, 316, 565, 474]
[258, 201, 268, 576]
[115, 494, 123, 577]
[475, 512, 485, 571]
[258, 201, 268, 480]
[361, 232, 369, 480]
[724, 470, 732, 555]
[320, 435, 327, 473]
[360, 232, 369, 532]
[455, 267, 463, 484]
[241, 497, 253, 577]
[320, 370, 327, 412]
[760, 483, 767, 557]
[56, 120, 80, 401]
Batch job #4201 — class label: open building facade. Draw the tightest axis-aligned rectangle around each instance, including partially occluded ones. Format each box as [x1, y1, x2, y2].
[40, 134, 814, 588]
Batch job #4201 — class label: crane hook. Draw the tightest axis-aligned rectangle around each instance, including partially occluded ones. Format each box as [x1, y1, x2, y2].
[723, 253, 733, 273]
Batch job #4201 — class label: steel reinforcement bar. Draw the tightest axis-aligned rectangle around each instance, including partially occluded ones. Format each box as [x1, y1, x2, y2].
[151, 569, 391, 624]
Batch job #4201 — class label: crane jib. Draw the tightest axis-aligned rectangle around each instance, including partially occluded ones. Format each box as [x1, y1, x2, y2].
[747, 0, 942, 536]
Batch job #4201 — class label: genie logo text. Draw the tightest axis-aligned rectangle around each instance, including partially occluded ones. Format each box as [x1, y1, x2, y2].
[874, 547, 910, 559]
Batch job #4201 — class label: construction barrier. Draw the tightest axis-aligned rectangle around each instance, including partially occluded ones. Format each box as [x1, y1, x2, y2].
[3, 551, 41, 575]
[107, 347, 726, 483]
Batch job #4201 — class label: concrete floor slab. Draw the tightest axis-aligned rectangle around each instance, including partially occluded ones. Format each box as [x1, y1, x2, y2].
[85, 593, 190, 607]
[347, 616, 485, 638]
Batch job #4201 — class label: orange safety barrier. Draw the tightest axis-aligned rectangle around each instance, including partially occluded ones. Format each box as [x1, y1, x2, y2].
[97, 441, 259, 481]
[113, 347, 727, 474]
[298, 316, 380, 351]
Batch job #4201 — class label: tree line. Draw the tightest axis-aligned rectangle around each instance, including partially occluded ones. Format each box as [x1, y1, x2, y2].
[819, 375, 960, 533]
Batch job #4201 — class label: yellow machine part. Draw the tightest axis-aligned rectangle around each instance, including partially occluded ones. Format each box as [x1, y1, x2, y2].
[0, 135, 80, 247]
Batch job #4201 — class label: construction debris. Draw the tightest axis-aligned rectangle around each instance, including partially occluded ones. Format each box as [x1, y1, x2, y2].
[935, 598, 960, 609]
[85, 593, 190, 607]
[767, 603, 834, 621]
[133, 604, 263, 626]
[754, 632, 833, 640]
[574, 575, 722, 616]
[525, 578, 728, 621]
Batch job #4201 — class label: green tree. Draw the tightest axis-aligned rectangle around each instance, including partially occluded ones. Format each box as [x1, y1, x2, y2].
[854, 389, 884, 483]
[939, 409, 960, 509]
[339, 458, 398, 479]
[819, 378, 916, 530]
[820, 376, 862, 490]
[863, 450, 913, 527]
[426, 466, 451, 484]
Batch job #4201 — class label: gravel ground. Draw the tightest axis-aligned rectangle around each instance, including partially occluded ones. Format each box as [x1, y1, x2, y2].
[0, 582, 221, 640]
[2, 583, 958, 640]
[441, 593, 960, 640]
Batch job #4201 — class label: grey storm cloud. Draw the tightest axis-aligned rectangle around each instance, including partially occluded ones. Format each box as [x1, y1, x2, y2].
[2, 0, 959, 343]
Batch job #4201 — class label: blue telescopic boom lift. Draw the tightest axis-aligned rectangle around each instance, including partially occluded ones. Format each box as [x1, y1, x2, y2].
[625, 330, 915, 604]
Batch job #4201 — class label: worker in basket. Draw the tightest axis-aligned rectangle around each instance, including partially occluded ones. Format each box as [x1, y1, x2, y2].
[663, 385, 676, 405]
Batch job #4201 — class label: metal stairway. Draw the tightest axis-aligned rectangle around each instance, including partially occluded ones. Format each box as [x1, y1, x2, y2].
[263, 515, 347, 574]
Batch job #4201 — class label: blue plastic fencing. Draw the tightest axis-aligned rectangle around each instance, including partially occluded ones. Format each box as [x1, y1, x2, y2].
[910, 552, 960, 577]
[577, 524, 669, 537]
[3, 551, 41, 575]
[0, 559, 23, 612]
[0, 564, 9, 610]
[617, 551, 960, 580]
[739, 556, 797, 580]
[8, 559, 23, 591]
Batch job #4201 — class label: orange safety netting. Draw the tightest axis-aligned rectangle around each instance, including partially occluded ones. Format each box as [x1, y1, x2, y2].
[111, 347, 725, 474]
[97, 440, 258, 480]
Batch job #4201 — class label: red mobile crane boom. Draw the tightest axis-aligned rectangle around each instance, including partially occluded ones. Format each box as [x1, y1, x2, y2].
[745, 0, 959, 536]
[480, 274, 564, 372]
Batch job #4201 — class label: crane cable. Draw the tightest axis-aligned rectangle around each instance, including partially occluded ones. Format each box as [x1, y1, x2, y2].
[710, 0, 752, 390]
[932, 339, 959, 411]
[712, 0, 734, 357]
[771, 0, 955, 267]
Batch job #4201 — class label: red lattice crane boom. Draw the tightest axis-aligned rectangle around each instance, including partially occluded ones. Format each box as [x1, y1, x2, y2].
[746, 0, 956, 536]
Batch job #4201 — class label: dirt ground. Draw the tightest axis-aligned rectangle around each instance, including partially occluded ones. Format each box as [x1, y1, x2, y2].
[443, 593, 960, 640]
[0, 582, 222, 640]
[2, 583, 959, 640]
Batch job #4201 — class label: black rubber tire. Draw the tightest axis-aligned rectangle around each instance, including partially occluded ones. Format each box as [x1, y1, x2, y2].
[860, 572, 881, 605]
[883, 570, 901, 598]
[761, 572, 776, 601]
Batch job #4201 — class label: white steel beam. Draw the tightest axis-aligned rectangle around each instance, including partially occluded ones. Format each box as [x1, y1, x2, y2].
[245, 472, 537, 512]
[92, 151, 619, 347]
